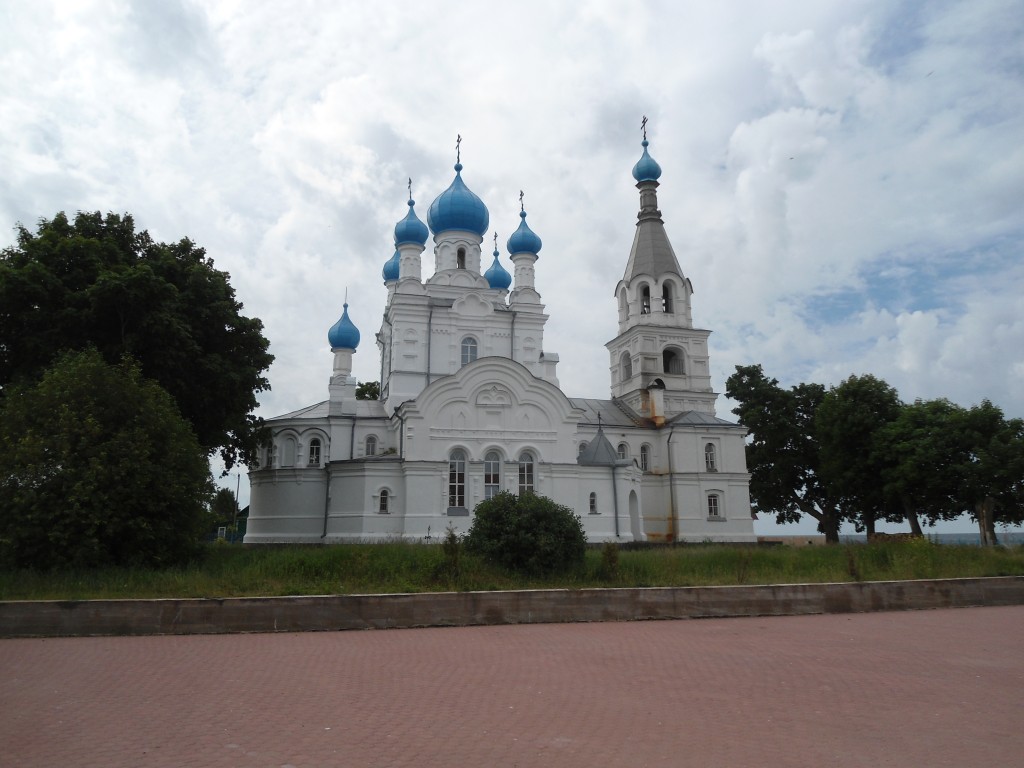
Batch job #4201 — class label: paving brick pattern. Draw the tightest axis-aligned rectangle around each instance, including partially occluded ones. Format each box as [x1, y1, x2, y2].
[2, 606, 1022, 767]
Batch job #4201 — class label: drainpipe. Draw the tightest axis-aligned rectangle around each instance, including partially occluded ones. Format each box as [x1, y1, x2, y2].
[611, 463, 620, 538]
[379, 315, 391, 398]
[321, 465, 331, 539]
[666, 426, 677, 543]
[397, 410, 405, 459]
[349, 414, 356, 460]
[425, 304, 434, 388]
[510, 310, 516, 361]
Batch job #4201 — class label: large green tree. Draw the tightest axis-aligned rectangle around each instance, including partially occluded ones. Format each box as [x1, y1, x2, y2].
[955, 401, 1024, 546]
[814, 374, 904, 536]
[875, 399, 967, 536]
[0, 349, 214, 569]
[726, 364, 847, 542]
[0, 211, 273, 469]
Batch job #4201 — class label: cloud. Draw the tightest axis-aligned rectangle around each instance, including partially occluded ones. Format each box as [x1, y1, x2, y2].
[3, 0, 1022, 517]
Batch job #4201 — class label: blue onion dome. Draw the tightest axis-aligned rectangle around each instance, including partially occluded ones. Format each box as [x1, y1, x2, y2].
[382, 250, 400, 282]
[394, 199, 429, 246]
[427, 163, 490, 236]
[632, 139, 662, 182]
[328, 303, 360, 349]
[506, 209, 542, 254]
[484, 247, 512, 290]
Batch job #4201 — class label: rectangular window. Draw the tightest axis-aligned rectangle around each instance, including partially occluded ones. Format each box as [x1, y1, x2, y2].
[518, 455, 534, 495]
[484, 453, 500, 500]
[449, 452, 466, 509]
[707, 494, 721, 519]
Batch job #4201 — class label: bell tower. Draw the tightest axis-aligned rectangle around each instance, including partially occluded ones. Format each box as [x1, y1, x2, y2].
[606, 122, 717, 423]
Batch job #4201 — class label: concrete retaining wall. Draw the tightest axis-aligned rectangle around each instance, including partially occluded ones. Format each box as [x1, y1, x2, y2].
[2, 576, 1022, 638]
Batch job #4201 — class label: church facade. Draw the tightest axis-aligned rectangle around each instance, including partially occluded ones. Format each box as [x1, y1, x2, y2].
[245, 135, 756, 544]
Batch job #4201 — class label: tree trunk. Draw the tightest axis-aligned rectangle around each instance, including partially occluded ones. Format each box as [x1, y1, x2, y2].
[821, 513, 841, 544]
[902, 495, 923, 536]
[976, 498, 999, 547]
[864, 515, 876, 537]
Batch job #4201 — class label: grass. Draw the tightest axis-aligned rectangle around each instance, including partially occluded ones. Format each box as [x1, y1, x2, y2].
[2, 539, 1023, 601]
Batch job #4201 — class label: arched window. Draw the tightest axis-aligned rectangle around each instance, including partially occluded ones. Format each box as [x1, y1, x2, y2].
[379, 489, 390, 514]
[484, 450, 501, 500]
[457, 247, 466, 269]
[617, 443, 628, 460]
[308, 438, 321, 467]
[266, 443, 276, 468]
[589, 492, 598, 514]
[705, 443, 718, 472]
[448, 450, 467, 510]
[577, 441, 588, 456]
[707, 493, 721, 519]
[620, 351, 632, 380]
[663, 348, 684, 375]
[365, 435, 377, 456]
[461, 337, 478, 367]
[518, 451, 535, 495]
[640, 285, 651, 314]
[640, 443, 651, 472]
[662, 282, 674, 313]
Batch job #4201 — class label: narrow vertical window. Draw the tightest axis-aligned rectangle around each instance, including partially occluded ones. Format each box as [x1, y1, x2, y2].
[366, 435, 377, 456]
[617, 443, 628, 460]
[457, 247, 466, 269]
[707, 493, 721, 519]
[641, 285, 651, 314]
[484, 451, 501, 500]
[705, 443, 717, 472]
[640, 444, 651, 472]
[461, 337, 478, 367]
[379, 489, 390, 514]
[589, 492, 598, 514]
[577, 442, 588, 456]
[662, 282, 674, 313]
[308, 438, 321, 467]
[518, 451, 535, 495]
[449, 450, 466, 509]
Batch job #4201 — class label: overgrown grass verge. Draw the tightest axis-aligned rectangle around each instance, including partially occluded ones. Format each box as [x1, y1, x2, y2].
[2, 540, 1023, 601]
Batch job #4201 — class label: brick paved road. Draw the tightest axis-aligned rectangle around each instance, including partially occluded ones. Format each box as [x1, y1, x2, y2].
[2, 606, 1022, 767]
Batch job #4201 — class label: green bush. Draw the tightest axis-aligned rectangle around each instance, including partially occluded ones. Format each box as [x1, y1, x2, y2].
[465, 492, 586, 575]
[0, 349, 213, 569]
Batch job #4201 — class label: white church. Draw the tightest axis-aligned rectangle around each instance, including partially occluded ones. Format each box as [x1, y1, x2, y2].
[245, 133, 756, 544]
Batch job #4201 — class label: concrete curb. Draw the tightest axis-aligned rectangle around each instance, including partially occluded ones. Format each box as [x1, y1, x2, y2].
[2, 576, 1022, 638]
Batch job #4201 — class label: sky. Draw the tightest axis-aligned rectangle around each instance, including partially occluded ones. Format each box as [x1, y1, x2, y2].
[2, 0, 1022, 535]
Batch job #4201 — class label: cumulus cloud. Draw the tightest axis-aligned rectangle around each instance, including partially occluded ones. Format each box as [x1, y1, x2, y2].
[3, 0, 1022, 519]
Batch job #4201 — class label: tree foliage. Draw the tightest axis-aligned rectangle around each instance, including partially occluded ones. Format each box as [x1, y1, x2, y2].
[726, 364, 846, 542]
[0, 211, 273, 469]
[0, 349, 213, 569]
[465, 492, 586, 575]
[209, 487, 239, 530]
[815, 374, 904, 535]
[729, 363, 1024, 545]
[355, 381, 380, 401]
[876, 398, 969, 536]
